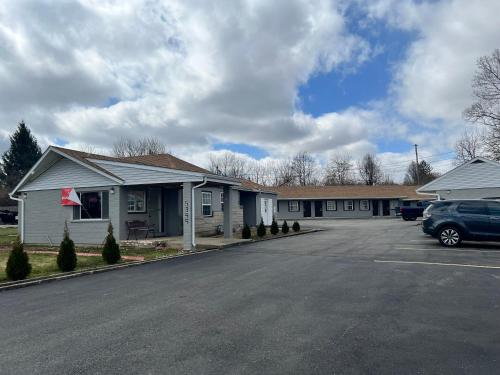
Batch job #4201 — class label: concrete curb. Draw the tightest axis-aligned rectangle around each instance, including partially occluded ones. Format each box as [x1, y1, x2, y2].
[0, 229, 322, 292]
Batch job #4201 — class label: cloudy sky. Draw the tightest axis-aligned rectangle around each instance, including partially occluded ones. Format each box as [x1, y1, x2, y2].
[0, 0, 499, 180]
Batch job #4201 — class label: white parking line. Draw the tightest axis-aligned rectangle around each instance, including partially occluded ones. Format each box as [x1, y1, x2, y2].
[374, 260, 500, 269]
[395, 247, 500, 253]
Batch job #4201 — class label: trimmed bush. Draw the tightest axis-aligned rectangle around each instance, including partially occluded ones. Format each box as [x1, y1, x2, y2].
[270, 218, 279, 235]
[5, 236, 31, 281]
[242, 224, 251, 239]
[292, 221, 300, 232]
[57, 223, 77, 272]
[102, 223, 121, 264]
[282, 220, 289, 234]
[257, 218, 266, 238]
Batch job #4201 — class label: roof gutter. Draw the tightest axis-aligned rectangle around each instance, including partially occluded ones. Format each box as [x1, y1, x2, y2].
[191, 177, 208, 248]
[9, 193, 24, 243]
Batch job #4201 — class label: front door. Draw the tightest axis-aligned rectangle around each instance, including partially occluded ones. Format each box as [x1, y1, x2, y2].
[372, 200, 379, 216]
[314, 201, 323, 217]
[260, 198, 273, 225]
[382, 200, 390, 216]
[303, 201, 311, 217]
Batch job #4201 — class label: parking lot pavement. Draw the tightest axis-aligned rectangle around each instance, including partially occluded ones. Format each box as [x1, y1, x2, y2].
[1, 218, 500, 374]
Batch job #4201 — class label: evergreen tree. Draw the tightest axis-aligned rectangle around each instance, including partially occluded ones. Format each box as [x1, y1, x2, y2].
[292, 221, 300, 232]
[270, 218, 279, 235]
[241, 224, 251, 239]
[257, 218, 266, 238]
[5, 236, 31, 281]
[0, 121, 42, 190]
[282, 220, 289, 234]
[57, 223, 77, 272]
[102, 223, 121, 264]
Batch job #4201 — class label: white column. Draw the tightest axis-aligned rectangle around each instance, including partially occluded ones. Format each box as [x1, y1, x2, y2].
[223, 186, 233, 239]
[182, 182, 193, 251]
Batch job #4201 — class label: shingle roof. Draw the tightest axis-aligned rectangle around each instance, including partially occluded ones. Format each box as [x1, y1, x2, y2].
[237, 178, 277, 193]
[52, 146, 210, 176]
[274, 185, 431, 200]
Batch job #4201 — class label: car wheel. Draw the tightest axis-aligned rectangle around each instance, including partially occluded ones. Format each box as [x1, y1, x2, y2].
[402, 216, 409, 221]
[438, 227, 462, 247]
[409, 217, 417, 221]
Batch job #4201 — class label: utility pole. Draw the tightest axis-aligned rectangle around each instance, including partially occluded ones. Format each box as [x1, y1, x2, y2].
[414, 144, 420, 185]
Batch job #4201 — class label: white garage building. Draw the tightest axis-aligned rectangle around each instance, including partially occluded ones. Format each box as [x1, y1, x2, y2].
[417, 157, 500, 200]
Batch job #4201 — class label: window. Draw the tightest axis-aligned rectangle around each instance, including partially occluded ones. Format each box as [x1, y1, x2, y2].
[359, 200, 370, 211]
[487, 202, 500, 216]
[288, 200, 299, 212]
[73, 191, 109, 220]
[220, 191, 224, 212]
[456, 201, 487, 215]
[202, 191, 212, 216]
[326, 200, 337, 211]
[343, 200, 354, 211]
[128, 191, 146, 213]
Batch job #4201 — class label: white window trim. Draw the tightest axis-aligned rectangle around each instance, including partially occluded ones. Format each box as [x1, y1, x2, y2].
[359, 200, 370, 211]
[128, 190, 147, 213]
[343, 200, 354, 211]
[288, 200, 299, 212]
[326, 200, 337, 211]
[202, 191, 213, 216]
[76, 191, 104, 221]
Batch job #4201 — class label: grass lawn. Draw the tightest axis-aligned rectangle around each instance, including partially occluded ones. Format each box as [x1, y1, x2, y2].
[74, 246, 180, 261]
[0, 227, 18, 245]
[0, 252, 108, 282]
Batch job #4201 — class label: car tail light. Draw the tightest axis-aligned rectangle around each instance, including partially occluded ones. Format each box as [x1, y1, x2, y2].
[423, 206, 431, 219]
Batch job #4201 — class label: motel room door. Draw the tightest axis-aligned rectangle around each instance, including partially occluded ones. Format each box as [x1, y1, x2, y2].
[372, 200, 379, 216]
[260, 198, 273, 225]
[382, 200, 391, 216]
[303, 201, 311, 217]
[314, 201, 323, 217]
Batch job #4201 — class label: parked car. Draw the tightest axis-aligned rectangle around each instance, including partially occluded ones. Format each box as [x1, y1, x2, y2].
[400, 201, 431, 221]
[0, 210, 17, 225]
[422, 199, 500, 247]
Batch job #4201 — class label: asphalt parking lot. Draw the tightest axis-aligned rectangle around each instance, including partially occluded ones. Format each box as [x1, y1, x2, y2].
[1, 218, 500, 374]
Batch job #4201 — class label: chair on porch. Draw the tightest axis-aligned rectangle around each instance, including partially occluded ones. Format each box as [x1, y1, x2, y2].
[126, 220, 156, 240]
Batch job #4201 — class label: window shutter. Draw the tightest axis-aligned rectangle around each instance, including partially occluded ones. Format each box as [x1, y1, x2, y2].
[102, 191, 109, 219]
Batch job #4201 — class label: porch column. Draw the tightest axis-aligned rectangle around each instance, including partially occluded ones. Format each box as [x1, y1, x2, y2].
[182, 182, 193, 251]
[223, 185, 233, 239]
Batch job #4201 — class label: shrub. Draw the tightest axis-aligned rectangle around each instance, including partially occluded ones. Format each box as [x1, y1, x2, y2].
[57, 223, 77, 272]
[292, 221, 300, 232]
[242, 224, 251, 239]
[282, 220, 289, 234]
[5, 236, 31, 281]
[270, 218, 279, 235]
[257, 218, 266, 238]
[102, 223, 121, 264]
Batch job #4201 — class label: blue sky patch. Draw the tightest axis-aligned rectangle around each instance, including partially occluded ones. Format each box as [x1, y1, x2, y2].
[213, 142, 269, 159]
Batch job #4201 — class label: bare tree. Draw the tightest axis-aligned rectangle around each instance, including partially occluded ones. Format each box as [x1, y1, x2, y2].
[265, 158, 296, 186]
[463, 49, 500, 160]
[357, 153, 382, 185]
[403, 160, 439, 185]
[324, 153, 354, 185]
[207, 152, 247, 178]
[292, 152, 318, 186]
[113, 137, 167, 157]
[454, 128, 486, 164]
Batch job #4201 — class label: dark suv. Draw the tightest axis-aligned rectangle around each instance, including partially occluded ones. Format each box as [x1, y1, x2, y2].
[422, 199, 500, 247]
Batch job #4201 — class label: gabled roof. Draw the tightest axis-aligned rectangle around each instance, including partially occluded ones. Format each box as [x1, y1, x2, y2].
[237, 178, 277, 194]
[417, 157, 500, 193]
[275, 184, 430, 200]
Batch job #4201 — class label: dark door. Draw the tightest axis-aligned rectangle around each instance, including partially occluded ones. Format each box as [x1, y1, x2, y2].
[314, 201, 323, 217]
[456, 201, 490, 237]
[382, 200, 390, 216]
[372, 200, 379, 216]
[303, 201, 311, 217]
[486, 201, 500, 239]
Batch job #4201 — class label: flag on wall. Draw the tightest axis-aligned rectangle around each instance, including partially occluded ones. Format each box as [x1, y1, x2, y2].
[61, 188, 81, 206]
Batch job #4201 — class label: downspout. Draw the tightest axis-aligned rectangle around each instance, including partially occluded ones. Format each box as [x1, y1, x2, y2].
[192, 177, 208, 248]
[9, 193, 24, 243]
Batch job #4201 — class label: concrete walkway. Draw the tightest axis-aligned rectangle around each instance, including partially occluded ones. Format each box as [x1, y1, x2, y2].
[27, 250, 144, 261]
[121, 236, 252, 249]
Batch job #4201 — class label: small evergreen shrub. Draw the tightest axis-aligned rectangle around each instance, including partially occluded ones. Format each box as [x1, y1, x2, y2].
[257, 219, 266, 238]
[57, 223, 77, 272]
[102, 223, 121, 264]
[282, 220, 289, 234]
[270, 218, 279, 235]
[242, 224, 251, 239]
[292, 221, 300, 232]
[5, 236, 31, 281]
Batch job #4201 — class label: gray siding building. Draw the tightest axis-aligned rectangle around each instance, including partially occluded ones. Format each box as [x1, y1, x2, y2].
[275, 185, 430, 220]
[11, 146, 276, 250]
[417, 157, 500, 200]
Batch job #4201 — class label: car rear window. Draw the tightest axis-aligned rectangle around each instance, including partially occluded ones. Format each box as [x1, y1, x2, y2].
[456, 201, 488, 215]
